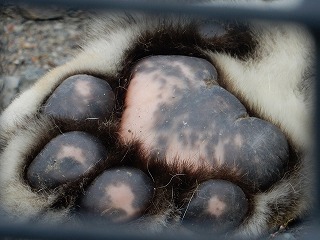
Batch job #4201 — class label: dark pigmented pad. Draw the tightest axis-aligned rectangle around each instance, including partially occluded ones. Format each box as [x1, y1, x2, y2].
[166, 88, 290, 190]
[43, 74, 115, 120]
[27, 131, 108, 189]
[81, 167, 154, 223]
[182, 179, 248, 234]
[121, 55, 289, 190]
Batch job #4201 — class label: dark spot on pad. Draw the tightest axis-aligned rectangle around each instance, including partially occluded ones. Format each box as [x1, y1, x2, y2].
[182, 179, 248, 234]
[27, 131, 108, 189]
[43, 74, 115, 120]
[81, 167, 154, 223]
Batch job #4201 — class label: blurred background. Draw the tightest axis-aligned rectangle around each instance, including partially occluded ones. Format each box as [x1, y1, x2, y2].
[0, 4, 87, 110]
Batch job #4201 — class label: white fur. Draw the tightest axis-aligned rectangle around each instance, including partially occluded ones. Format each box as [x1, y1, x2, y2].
[209, 22, 314, 150]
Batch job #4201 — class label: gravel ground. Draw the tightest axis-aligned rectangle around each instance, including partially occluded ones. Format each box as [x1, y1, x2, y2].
[0, 4, 88, 110]
[0, 3, 313, 240]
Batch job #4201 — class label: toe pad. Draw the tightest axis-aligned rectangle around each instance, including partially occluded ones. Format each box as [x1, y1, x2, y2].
[182, 179, 248, 234]
[27, 131, 108, 189]
[81, 167, 154, 223]
[43, 74, 115, 121]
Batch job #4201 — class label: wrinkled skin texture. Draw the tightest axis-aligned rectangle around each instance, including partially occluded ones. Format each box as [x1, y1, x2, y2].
[0, 0, 314, 239]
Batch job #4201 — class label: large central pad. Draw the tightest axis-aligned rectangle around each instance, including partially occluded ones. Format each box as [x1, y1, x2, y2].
[120, 56, 289, 190]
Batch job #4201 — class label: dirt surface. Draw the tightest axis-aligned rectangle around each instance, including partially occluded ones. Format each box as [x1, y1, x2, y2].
[0, 4, 89, 110]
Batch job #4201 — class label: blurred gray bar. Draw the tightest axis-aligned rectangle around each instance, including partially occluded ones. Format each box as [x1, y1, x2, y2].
[6, 0, 320, 28]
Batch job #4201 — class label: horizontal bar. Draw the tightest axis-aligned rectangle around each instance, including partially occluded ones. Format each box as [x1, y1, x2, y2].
[7, 0, 320, 28]
[0, 221, 223, 240]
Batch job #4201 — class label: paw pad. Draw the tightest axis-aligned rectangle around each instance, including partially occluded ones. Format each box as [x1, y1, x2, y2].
[27, 131, 108, 189]
[81, 167, 154, 223]
[43, 75, 115, 120]
[6, 55, 291, 234]
[182, 180, 248, 233]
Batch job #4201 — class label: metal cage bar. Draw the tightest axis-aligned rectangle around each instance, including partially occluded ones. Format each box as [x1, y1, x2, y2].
[1, 0, 320, 238]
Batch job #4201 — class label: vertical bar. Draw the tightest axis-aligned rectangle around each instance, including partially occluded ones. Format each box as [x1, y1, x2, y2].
[315, 30, 320, 224]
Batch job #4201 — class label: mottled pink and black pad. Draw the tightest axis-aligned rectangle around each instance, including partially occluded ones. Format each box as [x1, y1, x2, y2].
[27, 131, 108, 189]
[81, 168, 154, 223]
[121, 56, 289, 190]
[182, 180, 248, 233]
[43, 74, 115, 120]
